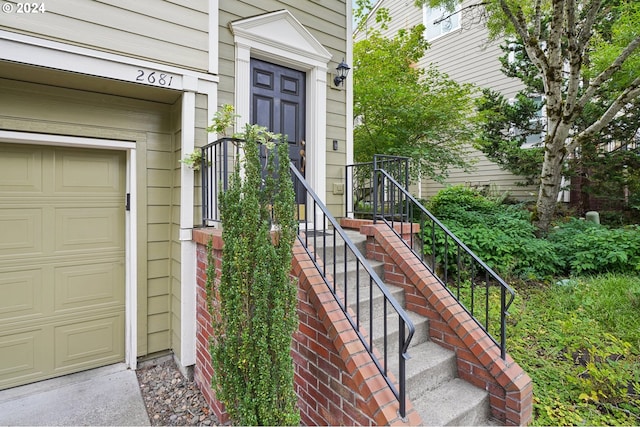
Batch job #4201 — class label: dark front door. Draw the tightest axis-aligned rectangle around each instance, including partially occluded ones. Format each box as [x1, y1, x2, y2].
[250, 58, 306, 213]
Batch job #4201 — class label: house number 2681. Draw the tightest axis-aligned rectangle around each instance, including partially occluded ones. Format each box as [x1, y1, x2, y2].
[136, 70, 174, 87]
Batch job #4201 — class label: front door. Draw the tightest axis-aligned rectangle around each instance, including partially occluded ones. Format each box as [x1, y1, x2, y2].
[250, 58, 306, 216]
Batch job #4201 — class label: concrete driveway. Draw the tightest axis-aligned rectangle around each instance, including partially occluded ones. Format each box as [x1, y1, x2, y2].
[0, 363, 150, 426]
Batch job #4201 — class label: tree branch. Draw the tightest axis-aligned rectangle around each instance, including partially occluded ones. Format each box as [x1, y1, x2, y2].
[569, 76, 640, 152]
[576, 34, 640, 113]
[432, 2, 489, 25]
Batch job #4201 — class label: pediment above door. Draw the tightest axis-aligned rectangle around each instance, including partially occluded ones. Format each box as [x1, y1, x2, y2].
[230, 10, 332, 65]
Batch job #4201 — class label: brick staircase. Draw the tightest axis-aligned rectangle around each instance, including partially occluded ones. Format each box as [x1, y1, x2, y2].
[313, 228, 495, 425]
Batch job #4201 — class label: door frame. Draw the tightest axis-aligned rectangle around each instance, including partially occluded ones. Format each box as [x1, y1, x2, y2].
[0, 130, 138, 369]
[231, 10, 332, 223]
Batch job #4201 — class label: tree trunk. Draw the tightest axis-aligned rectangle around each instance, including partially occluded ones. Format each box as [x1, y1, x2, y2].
[534, 133, 567, 233]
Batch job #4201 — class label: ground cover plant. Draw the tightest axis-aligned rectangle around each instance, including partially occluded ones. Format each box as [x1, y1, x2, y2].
[509, 275, 640, 425]
[424, 186, 640, 425]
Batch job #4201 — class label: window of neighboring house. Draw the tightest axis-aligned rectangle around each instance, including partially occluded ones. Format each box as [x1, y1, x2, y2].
[508, 95, 546, 149]
[423, 3, 460, 40]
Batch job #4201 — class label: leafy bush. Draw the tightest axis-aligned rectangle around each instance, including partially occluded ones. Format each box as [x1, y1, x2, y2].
[424, 186, 562, 279]
[209, 123, 299, 425]
[424, 186, 640, 279]
[549, 219, 640, 275]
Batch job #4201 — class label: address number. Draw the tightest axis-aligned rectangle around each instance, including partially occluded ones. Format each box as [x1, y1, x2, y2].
[136, 69, 174, 87]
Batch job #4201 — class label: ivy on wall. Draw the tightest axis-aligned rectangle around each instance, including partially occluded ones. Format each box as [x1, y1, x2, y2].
[207, 122, 299, 425]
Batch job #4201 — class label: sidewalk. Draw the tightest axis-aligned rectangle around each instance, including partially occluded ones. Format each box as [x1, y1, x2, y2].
[0, 363, 150, 426]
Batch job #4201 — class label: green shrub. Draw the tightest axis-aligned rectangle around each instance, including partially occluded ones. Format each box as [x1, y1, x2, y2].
[423, 186, 562, 280]
[427, 185, 498, 217]
[549, 219, 640, 275]
[209, 123, 299, 426]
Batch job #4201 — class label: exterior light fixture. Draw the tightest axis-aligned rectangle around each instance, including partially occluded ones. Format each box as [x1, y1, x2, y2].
[333, 58, 350, 87]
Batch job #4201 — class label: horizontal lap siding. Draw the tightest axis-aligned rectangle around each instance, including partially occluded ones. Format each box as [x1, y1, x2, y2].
[0, 0, 209, 71]
[219, 0, 348, 217]
[418, 6, 536, 200]
[146, 132, 173, 354]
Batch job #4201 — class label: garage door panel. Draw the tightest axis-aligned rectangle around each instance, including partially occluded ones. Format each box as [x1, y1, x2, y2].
[0, 143, 126, 389]
[0, 208, 43, 256]
[54, 261, 124, 312]
[54, 314, 124, 371]
[0, 147, 43, 193]
[55, 150, 123, 194]
[0, 329, 48, 388]
[55, 207, 124, 252]
[0, 268, 43, 319]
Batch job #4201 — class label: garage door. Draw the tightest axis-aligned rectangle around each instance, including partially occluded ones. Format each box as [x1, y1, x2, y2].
[0, 143, 126, 390]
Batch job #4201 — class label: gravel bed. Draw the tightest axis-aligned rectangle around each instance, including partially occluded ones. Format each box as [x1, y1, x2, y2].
[136, 357, 219, 426]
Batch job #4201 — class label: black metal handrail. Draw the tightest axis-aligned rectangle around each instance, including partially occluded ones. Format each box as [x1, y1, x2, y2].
[200, 137, 242, 226]
[372, 167, 515, 359]
[346, 155, 410, 219]
[200, 138, 416, 416]
[289, 164, 415, 418]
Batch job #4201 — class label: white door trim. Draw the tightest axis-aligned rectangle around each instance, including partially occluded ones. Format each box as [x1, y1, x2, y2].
[0, 130, 138, 369]
[230, 10, 332, 215]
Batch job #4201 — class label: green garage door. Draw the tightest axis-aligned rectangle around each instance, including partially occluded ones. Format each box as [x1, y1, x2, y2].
[0, 143, 126, 390]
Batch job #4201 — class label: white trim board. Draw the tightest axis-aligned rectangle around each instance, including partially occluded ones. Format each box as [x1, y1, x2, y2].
[230, 10, 332, 222]
[0, 30, 218, 92]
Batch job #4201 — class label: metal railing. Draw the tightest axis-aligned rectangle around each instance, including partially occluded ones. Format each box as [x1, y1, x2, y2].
[290, 164, 415, 418]
[200, 137, 242, 226]
[346, 155, 410, 219]
[370, 163, 515, 359]
[200, 140, 416, 416]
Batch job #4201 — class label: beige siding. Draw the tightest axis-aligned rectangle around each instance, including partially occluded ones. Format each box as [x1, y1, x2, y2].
[417, 0, 522, 98]
[0, 77, 177, 358]
[0, 0, 209, 71]
[218, 0, 349, 217]
[420, 148, 539, 200]
[146, 131, 173, 354]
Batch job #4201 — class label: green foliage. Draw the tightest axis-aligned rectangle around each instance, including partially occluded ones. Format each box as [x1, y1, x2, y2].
[179, 150, 204, 171]
[353, 6, 478, 182]
[206, 104, 239, 137]
[419, 0, 640, 232]
[474, 88, 544, 186]
[424, 186, 562, 280]
[508, 275, 640, 425]
[424, 186, 640, 280]
[549, 220, 640, 275]
[209, 122, 299, 426]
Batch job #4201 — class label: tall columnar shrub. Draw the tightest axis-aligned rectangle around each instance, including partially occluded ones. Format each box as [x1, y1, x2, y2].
[209, 124, 299, 425]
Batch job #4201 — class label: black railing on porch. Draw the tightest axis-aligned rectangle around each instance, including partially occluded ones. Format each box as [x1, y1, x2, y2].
[347, 156, 516, 359]
[200, 138, 416, 417]
[345, 155, 410, 219]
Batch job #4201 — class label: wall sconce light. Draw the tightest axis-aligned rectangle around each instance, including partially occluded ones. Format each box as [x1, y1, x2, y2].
[333, 58, 350, 87]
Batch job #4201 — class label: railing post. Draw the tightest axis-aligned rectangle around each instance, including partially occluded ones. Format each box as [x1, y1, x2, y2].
[201, 146, 207, 226]
[501, 285, 507, 359]
[399, 317, 407, 419]
[373, 167, 379, 224]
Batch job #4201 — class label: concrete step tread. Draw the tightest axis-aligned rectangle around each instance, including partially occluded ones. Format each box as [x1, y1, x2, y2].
[391, 341, 457, 390]
[370, 310, 430, 348]
[412, 378, 490, 426]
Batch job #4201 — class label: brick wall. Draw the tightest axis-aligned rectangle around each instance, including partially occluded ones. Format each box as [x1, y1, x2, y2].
[191, 228, 421, 426]
[343, 220, 533, 426]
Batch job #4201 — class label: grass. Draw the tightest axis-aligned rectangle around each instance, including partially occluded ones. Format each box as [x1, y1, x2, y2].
[508, 273, 640, 425]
